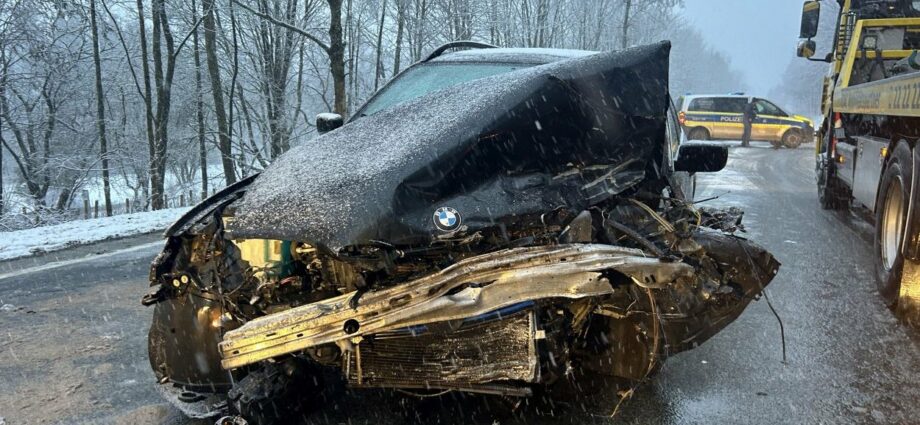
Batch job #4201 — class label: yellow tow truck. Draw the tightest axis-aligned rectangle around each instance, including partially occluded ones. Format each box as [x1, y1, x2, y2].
[797, 0, 920, 317]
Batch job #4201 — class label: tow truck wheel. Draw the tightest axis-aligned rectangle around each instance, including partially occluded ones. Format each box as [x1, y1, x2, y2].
[688, 127, 709, 141]
[874, 143, 913, 307]
[782, 129, 803, 149]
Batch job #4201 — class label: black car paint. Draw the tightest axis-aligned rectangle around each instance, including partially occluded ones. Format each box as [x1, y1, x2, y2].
[224, 42, 675, 253]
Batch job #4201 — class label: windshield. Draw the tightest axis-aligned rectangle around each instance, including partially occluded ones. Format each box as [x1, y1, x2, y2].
[357, 63, 528, 117]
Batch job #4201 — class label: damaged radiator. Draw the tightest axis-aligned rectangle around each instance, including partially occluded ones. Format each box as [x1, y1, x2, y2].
[345, 311, 539, 395]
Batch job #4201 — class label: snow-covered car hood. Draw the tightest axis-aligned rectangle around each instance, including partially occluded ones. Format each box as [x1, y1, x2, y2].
[222, 42, 672, 253]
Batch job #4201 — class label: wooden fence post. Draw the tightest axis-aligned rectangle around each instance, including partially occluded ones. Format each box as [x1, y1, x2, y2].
[125, 199, 130, 214]
[84, 199, 90, 219]
[94, 200, 99, 218]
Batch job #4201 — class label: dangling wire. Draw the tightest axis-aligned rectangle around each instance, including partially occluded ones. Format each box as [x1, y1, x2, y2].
[610, 287, 662, 417]
[761, 289, 787, 365]
[733, 237, 787, 365]
[629, 199, 675, 233]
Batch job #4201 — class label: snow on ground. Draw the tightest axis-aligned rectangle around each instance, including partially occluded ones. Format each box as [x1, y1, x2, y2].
[0, 207, 189, 261]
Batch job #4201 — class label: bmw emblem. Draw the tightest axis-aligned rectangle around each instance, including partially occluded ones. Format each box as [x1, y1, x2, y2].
[433, 207, 462, 232]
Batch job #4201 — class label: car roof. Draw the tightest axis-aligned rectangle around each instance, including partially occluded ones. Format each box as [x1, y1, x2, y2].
[678, 94, 752, 111]
[681, 94, 750, 101]
[429, 47, 597, 65]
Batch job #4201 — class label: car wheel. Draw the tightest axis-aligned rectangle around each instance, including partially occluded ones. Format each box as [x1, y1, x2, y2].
[688, 127, 709, 141]
[875, 143, 912, 308]
[229, 361, 322, 425]
[782, 129, 803, 148]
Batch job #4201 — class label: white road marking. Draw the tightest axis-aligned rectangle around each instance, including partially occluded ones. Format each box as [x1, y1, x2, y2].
[0, 240, 164, 281]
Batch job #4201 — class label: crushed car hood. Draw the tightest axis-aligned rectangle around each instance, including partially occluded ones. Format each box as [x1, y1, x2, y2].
[224, 42, 672, 252]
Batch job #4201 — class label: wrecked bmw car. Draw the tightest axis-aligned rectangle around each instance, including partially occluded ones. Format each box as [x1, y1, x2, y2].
[143, 41, 779, 422]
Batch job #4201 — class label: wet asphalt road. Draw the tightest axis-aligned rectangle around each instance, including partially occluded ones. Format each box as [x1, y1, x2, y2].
[2, 143, 920, 424]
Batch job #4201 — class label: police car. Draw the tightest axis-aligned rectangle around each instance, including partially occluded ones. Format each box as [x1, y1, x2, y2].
[676, 94, 814, 148]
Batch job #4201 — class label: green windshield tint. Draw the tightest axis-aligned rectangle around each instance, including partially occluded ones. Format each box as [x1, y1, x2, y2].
[360, 63, 525, 116]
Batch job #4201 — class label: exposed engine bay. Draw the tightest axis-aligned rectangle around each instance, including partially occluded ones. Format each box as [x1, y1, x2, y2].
[145, 198, 778, 421]
[142, 42, 780, 422]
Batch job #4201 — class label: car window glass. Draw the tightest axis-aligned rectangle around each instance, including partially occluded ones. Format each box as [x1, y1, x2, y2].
[716, 98, 747, 113]
[688, 97, 746, 113]
[688, 98, 714, 112]
[754, 99, 785, 116]
[358, 63, 526, 117]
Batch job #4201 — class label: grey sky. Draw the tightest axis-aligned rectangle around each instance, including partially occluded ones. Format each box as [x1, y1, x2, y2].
[681, 0, 805, 95]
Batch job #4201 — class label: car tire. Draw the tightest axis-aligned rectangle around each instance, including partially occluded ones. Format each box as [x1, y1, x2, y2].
[874, 143, 912, 308]
[229, 361, 322, 425]
[688, 127, 709, 141]
[782, 129, 803, 149]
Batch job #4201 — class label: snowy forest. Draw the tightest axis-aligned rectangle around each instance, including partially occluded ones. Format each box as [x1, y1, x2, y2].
[0, 0, 747, 229]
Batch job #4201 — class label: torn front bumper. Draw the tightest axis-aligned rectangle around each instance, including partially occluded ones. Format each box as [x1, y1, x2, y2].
[218, 244, 693, 370]
[153, 381, 227, 419]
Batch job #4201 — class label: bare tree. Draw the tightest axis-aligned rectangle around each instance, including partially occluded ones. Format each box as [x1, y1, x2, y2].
[621, 0, 631, 48]
[192, 0, 208, 199]
[148, 0, 179, 209]
[203, 0, 237, 185]
[90, 0, 112, 216]
[134, 0, 156, 208]
[248, 0, 317, 158]
[392, 0, 406, 74]
[374, 0, 387, 90]
[0, 4, 87, 211]
[233, 0, 347, 116]
[0, 45, 5, 216]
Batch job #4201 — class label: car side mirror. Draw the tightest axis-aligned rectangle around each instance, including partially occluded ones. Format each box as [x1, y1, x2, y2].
[675, 142, 728, 173]
[316, 113, 343, 134]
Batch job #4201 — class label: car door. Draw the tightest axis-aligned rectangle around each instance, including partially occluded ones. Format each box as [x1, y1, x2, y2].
[713, 97, 746, 140]
[752, 98, 788, 141]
